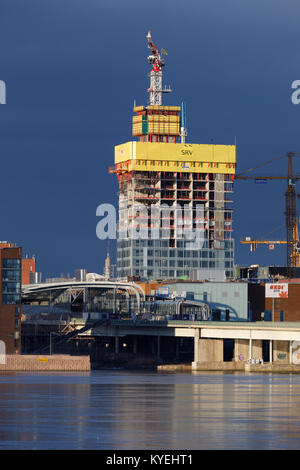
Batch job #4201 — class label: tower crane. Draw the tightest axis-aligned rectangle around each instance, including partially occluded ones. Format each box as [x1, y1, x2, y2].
[235, 152, 300, 277]
[146, 30, 164, 72]
[146, 30, 171, 105]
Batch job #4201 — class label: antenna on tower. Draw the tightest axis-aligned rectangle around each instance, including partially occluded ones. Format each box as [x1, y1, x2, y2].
[104, 240, 111, 280]
[181, 102, 187, 143]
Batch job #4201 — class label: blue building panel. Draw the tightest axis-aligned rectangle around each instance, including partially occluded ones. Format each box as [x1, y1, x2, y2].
[163, 281, 248, 321]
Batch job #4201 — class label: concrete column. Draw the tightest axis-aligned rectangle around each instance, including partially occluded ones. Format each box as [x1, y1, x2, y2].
[234, 339, 263, 362]
[251, 340, 262, 360]
[234, 339, 248, 362]
[291, 341, 300, 364]
[194, 329, 200, 363]
[193, 337, 223, 363]
[273, 340, 289, 363]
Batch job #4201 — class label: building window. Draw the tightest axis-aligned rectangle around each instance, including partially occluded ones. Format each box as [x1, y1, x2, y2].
[1, 269, 21, 281]
[2, 259, 21, 269]
[1, 258, 21, 305]
[225, 261, 233, 268]
[2, 282, 21, 294]
[2, 294, 21, 305]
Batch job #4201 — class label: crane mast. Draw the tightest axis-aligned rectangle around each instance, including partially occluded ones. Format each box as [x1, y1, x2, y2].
[236, 152, 300, 277]
[285, 152, 299, 275]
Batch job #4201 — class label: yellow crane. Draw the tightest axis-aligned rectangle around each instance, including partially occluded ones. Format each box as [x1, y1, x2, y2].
[235, 152, 300, 276]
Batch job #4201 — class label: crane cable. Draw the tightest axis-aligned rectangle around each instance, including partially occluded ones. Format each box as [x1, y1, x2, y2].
[236, 154, 286, 177]
[255, 224, 286, 241]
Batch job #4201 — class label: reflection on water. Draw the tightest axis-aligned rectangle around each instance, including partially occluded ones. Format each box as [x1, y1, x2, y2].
[0, 371, 300, 449]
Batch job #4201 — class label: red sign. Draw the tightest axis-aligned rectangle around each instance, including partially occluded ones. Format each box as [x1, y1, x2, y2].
[265, 283, 288, 298]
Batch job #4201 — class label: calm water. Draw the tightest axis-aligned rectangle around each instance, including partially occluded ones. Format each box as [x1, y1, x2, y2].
[0, 370, 300, 450]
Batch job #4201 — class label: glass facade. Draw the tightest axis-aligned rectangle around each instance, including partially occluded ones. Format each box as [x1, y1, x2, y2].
[1, 258, 21, 305]
[117, 238, 234, 279]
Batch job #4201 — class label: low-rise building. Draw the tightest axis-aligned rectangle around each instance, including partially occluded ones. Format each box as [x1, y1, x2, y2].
[0, 245, 22, 353]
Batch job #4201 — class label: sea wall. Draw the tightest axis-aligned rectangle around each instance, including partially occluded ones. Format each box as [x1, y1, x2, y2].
[0, 354, 91, 371]
[190, 360, 300, 373]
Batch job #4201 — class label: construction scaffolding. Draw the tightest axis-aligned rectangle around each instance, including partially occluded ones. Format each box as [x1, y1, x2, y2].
[110, 31, 236, 280]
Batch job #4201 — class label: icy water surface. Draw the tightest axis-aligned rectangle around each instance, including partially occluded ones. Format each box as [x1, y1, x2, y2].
[0, 370, 300, 449]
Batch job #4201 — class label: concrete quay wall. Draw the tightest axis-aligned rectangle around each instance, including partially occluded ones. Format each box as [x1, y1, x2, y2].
[245, 363, 300, 373]
[191, 360, 300, 373]
[191, 361, 245, 371]
[0, 354, 90, 371]
[157, 364, 192, 372]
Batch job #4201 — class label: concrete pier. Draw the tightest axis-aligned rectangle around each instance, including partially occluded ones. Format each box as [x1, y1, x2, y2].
[234, 339, 263, 362]
[20, 319, 300, 372]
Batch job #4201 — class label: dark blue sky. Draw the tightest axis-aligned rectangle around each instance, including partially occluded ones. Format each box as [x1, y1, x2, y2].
[1, 0, 300, 278]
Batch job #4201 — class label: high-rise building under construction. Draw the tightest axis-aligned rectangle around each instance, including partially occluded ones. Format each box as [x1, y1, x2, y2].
[110, 31, 236, 280]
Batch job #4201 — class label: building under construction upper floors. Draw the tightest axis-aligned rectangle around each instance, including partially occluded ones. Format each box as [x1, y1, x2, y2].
[109, 31, 236, 281]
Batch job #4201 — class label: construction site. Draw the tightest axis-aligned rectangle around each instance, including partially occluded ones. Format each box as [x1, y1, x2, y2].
[109, 30, 235, 282]
[3, 31, 300, 370]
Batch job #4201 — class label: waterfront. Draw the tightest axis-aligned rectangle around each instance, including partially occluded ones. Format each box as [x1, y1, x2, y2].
[0, 371, 300, 450]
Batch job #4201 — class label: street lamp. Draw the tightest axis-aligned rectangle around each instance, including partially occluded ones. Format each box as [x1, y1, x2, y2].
[49, 332, 60, 355]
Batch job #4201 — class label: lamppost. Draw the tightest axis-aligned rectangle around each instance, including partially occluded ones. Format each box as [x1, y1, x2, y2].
[49, 332, 60, 355]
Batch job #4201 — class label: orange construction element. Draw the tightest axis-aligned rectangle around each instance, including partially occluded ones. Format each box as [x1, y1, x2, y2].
[22, 258, 36, 285]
